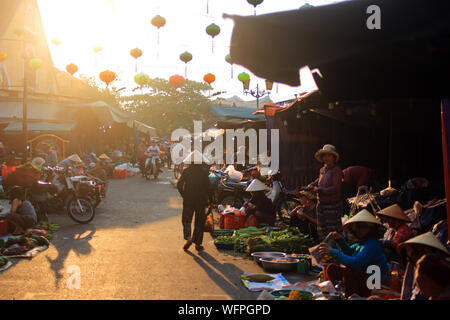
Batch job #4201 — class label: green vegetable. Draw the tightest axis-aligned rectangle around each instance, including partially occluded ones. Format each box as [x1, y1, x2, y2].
[0, 256, 9, 267]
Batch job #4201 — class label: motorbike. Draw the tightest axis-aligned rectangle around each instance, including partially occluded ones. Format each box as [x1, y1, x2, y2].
[27, 166, 96, 224]
[266, 171, 302, 223]
[144, 156, 161, 180]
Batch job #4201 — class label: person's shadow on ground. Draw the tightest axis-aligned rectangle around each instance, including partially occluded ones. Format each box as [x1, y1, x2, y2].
[45, 224, 96, 289]
[185, 250, 257, 299]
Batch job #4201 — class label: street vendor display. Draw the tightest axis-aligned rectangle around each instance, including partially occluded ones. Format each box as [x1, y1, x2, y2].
[318, 209, 390, 298]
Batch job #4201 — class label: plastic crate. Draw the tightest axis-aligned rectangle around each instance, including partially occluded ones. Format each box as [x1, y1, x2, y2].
[214, 242, 235, 250]
[2, 167, 41, 187]
[210, 229, 235, 238]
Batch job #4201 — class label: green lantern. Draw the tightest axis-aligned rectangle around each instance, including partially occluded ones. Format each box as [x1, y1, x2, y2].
[206, 23, 221, 53]
[238, 72, 250, 90]
[180, 51, 193, 77]
[247, 0, 264, 15]
[134, 73, 150, 88]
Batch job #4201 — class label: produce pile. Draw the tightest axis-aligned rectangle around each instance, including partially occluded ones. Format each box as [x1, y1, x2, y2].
[0, 256, 9, 268]
[214, 227, 313, 255]
[0, 234, 49, 256]
[34, 222, 60, 240]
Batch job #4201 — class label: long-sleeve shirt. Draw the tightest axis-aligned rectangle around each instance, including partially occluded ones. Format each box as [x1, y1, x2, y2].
[177, 165, 212, 205]
[330, 237, 390, 286]
[310, 165, 342, 203]
[342, 166, 374, 189]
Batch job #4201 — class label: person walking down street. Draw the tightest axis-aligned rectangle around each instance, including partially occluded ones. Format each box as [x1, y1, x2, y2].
[177, 150, 212, 251]
[307, 144, 343, 241]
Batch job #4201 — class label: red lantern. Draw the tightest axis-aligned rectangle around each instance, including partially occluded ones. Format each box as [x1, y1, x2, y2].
[169, 74, 185, 89]
[203, 73, 215, 85]
[66, 63, 78, 76]
[99, 70, 116, 87]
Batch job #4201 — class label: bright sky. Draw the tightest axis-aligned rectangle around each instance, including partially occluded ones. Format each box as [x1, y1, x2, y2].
[38, 0, 341, 102]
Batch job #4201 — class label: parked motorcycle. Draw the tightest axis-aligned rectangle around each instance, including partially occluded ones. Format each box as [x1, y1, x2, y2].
[28, 167, 96, 224]
[266, 171, 302, 223]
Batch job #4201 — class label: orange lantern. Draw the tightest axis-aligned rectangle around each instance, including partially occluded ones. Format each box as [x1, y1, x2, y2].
[99, 70, 116, 87]
[203, 73, 215, 85]
[66, 63, 78, 76]
[169, 74, 185, 89]
[130, 48, 143, 72]
[0, 52, 6, 62]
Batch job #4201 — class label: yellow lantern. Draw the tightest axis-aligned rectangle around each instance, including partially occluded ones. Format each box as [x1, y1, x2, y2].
[51, 38, 62, 46]
[28, 58, 43, 70]
[0, 52, 6, 62]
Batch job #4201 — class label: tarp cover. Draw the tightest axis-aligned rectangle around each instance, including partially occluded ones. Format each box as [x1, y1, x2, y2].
[210, 106, 265, 120]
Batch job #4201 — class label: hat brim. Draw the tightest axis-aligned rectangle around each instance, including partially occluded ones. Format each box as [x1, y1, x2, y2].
[315, 150, 339, 162]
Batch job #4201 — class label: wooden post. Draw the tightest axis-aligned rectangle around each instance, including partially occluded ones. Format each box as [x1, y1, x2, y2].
[441, 99, 450, 238]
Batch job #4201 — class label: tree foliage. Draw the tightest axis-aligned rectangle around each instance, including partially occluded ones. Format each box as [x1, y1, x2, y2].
[120, 78, 222, 137]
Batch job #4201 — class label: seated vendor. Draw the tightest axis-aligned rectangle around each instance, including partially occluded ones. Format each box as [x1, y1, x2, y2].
[319, 209, 390, 298]
[376, 204, 413, 262]
[398, 232, 449, 300]
[414, 253, 450, 300]
[57, 154, 84, 175]
[289, 190, 319, 244]
[5, 186, 37, 234]
[244, 179, 276, 227]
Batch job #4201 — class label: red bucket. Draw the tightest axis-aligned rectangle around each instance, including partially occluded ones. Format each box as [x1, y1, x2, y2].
[223, 213, 235, 230]
[0, 219, 8, 236]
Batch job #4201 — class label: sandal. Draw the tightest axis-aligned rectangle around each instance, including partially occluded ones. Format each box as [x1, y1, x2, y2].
[183, 239, 193, 251]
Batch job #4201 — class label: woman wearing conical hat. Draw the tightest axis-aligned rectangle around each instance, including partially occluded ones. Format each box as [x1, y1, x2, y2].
[307, 144, 343, 241]
[243, 179, 276, 227]
[377, 204, 413, 261]
[398, 232, 449, 300]
[56, 154, 84, 174]
[318, 209, 390, 298]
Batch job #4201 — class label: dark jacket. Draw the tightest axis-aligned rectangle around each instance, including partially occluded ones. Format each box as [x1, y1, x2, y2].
[177, 165, 212, 205]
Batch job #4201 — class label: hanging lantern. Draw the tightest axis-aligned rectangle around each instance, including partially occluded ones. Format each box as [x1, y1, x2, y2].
[0, 52, 6, 62]
[92, 45, 103, 53]
[179, 51, 193, 78]
[203, 73, 215, 85]
[206, 23, 220, 54]
[134, 73, 150, 88]
[151, 15, 166, 53]
[265, 80, 273, 91]
[28, 58, 43, 70]
[66, 63, 78, 76]
[99, 70, 116, 87]
[225, 54, 234, 78]
[130, 48, 143, 72]
[51, 38, 62, 46]
[169, 74, 185, 89]
[238, 72, 250, 90]
[247, 0, 264, 15]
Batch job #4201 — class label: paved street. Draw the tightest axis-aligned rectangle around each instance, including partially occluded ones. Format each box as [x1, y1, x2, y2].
[0, 169, 315, 300]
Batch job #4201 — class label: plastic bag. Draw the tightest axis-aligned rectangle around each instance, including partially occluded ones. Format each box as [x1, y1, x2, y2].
[308, 233, 337, 264]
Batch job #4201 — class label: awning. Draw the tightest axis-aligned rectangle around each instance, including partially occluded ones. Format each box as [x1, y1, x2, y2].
[127, 120, 157, 137]
[226, 0, 450, 100]
[3, 121, 77, 133]
[215, 119, 266, 130]
[210, 106, 266, 120]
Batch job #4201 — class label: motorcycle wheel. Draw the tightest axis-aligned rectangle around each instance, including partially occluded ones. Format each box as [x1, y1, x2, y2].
[67, 196, 96, 224]
[145, 165, 152, 180]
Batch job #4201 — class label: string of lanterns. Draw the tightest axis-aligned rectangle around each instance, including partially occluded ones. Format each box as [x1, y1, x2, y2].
[15, 1, 281, 96]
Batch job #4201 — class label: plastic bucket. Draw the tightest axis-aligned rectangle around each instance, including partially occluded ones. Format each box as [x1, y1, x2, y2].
[223, 213, 235, 230]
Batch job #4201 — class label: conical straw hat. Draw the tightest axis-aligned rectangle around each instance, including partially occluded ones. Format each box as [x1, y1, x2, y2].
[398, 232, 449, 255]
[68, 154, 83, 163]
[99, 153, 111, 161]
[376, 204, 410, 222]
[245, 179, 269, 192]
[344, 209, 382, 227]
[315, 144, 339, 162]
